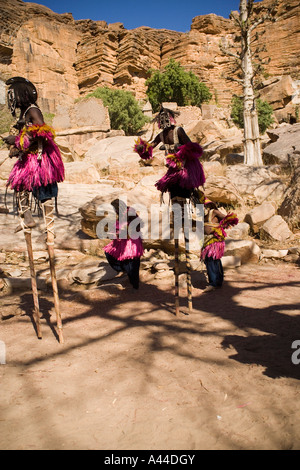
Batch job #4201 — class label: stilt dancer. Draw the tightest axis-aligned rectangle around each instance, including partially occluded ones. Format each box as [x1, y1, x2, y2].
[3, 77, 65, 341]
[134, 106, 205, 315]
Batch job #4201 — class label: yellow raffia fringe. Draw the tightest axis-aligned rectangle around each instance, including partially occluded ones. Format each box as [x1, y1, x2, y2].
[134, 137, 152, 151]
[19, 124, 56, 150]
[166, 152, 182, 169]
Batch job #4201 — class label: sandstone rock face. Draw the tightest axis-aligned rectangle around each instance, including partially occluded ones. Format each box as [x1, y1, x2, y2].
[258, 76, 296, 111]
[53, 97, 110, 131]
[252, 0, 300, 79]
[0, 0, 79, 113]
[52, 97, 111, 148]
[1, 0, 299, 113]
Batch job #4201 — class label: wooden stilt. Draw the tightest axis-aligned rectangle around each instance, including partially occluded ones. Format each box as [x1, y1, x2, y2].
[171, 196, 194, 316]
[24, 229, 42, 339]
[174, 237, 180, 317]
[17, 191, 41, 339]
[43, 200, 64, 344]
[185, 235, 193, 312]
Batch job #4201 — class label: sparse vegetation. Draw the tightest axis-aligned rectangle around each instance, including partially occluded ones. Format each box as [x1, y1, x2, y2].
[0, 104, 14, 136]
[231, 95, 274, 134]
[43, 112, 55, 126]
[86, 87, 149, 135]
[146, 59, 212, 112]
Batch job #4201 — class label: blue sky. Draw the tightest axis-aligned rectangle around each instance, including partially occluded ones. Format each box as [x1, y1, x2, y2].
[24, 0, 242, 32]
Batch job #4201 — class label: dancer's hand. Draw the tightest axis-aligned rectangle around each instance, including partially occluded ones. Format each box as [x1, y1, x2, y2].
[2, 135, 16, 146]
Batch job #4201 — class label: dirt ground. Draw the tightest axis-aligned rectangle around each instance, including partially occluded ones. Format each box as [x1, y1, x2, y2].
[0, 260, 300, 451]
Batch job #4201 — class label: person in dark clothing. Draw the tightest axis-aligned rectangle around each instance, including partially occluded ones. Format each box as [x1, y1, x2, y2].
[104, 199, 144, 290]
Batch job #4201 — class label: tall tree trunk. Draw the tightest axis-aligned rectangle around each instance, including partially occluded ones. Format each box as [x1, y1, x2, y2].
[240, 0, 263, 166]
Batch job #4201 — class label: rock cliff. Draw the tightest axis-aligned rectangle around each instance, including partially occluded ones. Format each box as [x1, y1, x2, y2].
[0, 0, 299, 113]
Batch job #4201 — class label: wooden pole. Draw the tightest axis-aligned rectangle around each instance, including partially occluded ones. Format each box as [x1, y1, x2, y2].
[18, 191, 41, 339]
[43, 201, 64, 344]
[184, 235, 193, 312]
[172, 196, 194, 316]
[174, 237, 180, 317]
[24, 230, 42, 339]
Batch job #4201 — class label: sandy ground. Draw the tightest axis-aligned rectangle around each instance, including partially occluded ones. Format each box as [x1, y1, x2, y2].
[0, 260, 300, 451]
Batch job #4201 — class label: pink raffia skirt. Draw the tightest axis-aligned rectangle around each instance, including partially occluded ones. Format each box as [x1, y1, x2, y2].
[6, 140, 65, 192]
[155, 142, 205, 193]
[201, 241, 225, 260]
[104, 237, 144, 261]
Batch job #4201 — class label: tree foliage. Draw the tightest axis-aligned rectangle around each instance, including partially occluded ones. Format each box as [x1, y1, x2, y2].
[0, 104, 14, 136]
[231, 95, 274, 134]
[86, 87, 149, 135]
[146, 59, 212, 112]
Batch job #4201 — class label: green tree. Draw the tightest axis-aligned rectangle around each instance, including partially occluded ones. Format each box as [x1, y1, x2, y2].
[231, 95, 274, 134]
[256, 99, 274, 134]
[87, 87, 148, 135]
[146, 59, 212, 112]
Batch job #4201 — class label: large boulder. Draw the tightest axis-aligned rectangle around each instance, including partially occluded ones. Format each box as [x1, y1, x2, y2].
[203, 175, 243, 205]
[244, 202, 276, 234]
[202, 161, 224, 177]
[226, 222, 250, 240]
[258, 76, 295, 111]
[225, 239, 261, 264]
[253, 180, 286, 206]
[225, 165, 279, 195]
[185, 118, 243, 151]
[79, 189, 123, 239]
[278, 155, 300, 229]
[70, 260, 118, 285]
[260, 215, 294, 242]
[263, 123, 300, 164]
[85, 136, 141, 177]
[64, 161, 101, 184]
[53, 97, 110, 131]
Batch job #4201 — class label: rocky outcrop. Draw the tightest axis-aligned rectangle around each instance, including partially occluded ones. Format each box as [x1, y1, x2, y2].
[258, 76, 300, 123]
[1, 0, 299, 113]
[52, 97, 111, 150]
[0, 0, 79, 113]
[278, 154, 300, 230]
[263, 123, 300, 164]
[74, 0, 300, 108]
